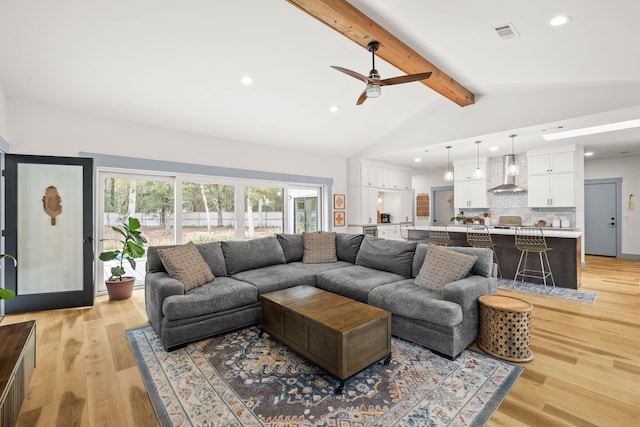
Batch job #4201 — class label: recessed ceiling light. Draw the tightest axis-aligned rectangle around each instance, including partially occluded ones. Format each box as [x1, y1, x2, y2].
[549, 15, 571, 26]
[489, 146, 499, 152]
[584, 152, 594, 157]
[241, 75, 253, 85]
[329, 105, 339, 113]
[414, 158, 422, 163]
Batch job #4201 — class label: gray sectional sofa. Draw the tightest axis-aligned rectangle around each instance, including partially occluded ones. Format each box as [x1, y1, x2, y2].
[145, 233, 497, 359]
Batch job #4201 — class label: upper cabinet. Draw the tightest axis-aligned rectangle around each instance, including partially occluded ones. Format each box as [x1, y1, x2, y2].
[351, 161, 412, 190]
[453, 158, 488, 208]
[527, 147, 579, 207]
[528, 150, 576, 175]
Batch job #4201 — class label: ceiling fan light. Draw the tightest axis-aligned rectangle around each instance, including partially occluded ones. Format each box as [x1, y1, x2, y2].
[366, 83, 381, 98]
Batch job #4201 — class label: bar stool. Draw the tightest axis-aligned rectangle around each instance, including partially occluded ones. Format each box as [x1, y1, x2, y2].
[428, 224, 452, 246]
[513, 226, 556, 291]
[467, 225, 502, 278]
[400, 222, 420, 241]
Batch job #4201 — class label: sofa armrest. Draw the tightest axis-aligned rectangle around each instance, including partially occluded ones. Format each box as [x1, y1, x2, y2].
[145, 272, 184, 331]
[442, 276, 497, 312]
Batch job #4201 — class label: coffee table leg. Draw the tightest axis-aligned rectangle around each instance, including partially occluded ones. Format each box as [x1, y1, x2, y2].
[335, 380, 345, 395]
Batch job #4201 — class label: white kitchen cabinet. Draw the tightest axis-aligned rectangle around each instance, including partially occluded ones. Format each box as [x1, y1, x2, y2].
[378, 224, 402, 240]
[453, 158, 488, 208]
[453, 159, 488, 181]
[527, 148, 577, 207]
[528, 151, 575, 175]
[398, 190, 412, 222]
[528, 173, 575, 207]
[388, 169, 411, 190]
[353, 161, 411, 190]
[348, 186, 378, 225]
[454, 179, 488, 208]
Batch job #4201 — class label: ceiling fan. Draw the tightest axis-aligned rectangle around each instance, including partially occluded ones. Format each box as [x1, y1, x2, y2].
[331, 41, 432, 105]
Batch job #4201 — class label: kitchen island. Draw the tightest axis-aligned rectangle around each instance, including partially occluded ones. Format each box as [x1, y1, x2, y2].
[415, 225, 583, 289]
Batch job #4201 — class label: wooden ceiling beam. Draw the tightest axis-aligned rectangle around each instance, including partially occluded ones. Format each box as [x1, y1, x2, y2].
[285, 0, 475, 107]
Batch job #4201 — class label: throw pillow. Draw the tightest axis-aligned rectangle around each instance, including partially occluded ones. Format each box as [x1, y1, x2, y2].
[302, 232, 337, 263]
[157, 242, 214, 291]
[414, 244, 478, 291]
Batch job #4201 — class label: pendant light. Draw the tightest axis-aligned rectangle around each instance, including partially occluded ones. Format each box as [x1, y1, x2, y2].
[444, 146, 454, 181]
[507, 134, 520, 176]
[473, 140, 484, 179]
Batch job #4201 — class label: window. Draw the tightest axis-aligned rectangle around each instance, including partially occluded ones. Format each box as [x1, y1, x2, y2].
[244, 185, 284, 239]
[180, 181, 236, 243]
[95, 162, 327, 294]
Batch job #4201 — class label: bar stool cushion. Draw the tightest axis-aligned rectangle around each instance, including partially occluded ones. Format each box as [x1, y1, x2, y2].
[414, 244, 478, 291]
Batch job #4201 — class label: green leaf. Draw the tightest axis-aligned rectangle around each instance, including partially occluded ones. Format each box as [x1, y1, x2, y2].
[0, 288, 16, 300]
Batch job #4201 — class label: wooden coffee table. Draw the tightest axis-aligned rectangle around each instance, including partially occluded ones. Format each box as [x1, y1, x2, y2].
[260, 285, 392, 394]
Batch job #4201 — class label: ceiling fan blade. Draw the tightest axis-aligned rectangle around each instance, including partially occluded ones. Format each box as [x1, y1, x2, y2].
[356, 89, 368, 105]
[380, 72, 432, 86]
[330, 66, 371, 84]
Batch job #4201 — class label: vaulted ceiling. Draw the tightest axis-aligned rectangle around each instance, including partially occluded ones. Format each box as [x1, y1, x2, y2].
[1, 0, 639, 170]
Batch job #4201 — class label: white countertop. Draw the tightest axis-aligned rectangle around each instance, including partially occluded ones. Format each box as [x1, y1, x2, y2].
[415, 224, 583, 238]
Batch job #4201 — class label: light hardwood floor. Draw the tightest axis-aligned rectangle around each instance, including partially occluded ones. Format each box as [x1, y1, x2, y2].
[2, 255, 639, 426]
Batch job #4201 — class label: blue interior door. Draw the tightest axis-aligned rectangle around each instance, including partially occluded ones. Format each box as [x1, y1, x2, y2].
[585, 182, 617, 256]
[4, 154, 94, 313]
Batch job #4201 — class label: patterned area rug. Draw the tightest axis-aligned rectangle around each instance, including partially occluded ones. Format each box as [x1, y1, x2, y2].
[127, 325, 523, 427]
[497, 278, 598, 303]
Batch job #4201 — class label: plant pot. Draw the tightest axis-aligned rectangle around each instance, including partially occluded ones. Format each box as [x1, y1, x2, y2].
[105, 277, 135, 300]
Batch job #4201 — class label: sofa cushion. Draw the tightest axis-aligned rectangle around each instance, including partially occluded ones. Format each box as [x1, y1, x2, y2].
[336, 233, 365, 263]
[412, 244, 494, 278]
[302, 232, 337, 263]
[315, 265, 405, 302]
[355, 235, 417, 278]
[448, 246, 494, 278]
[162, 277, 258, 321]
[368, 280, 463, 327]
[222, 236, 286, 275]
[414, 244, 477, 291]
[194, 241, 228, 277]
[276, 233, 304, 263]
[288, 260, 354, 275]
[157, 242, 215, 291]
[231, 264, 316, 295]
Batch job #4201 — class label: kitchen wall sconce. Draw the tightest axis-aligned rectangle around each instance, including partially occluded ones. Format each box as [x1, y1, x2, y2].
[444, 146, 454, 181]
[507, 134, 520, 176]
[474, 140, 484, 179]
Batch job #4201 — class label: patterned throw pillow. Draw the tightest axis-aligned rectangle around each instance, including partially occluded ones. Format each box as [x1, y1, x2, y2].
[414, 244, 478, 291]
[157, 242, 215, 291]
[302, 232, 337, 264]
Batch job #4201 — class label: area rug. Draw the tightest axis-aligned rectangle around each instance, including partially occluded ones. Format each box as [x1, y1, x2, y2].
[127, 325, 523, 427]
[497, 278, 598, 304]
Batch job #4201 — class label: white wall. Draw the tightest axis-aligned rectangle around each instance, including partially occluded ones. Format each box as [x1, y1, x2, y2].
[0, 81, 7, 140]
[6, 99, 349, 231]
[412, 171, 452, 226]
[585, 155, 640, 256]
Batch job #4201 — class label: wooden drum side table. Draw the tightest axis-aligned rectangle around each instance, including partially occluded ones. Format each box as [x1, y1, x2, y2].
[478, 295, 533, 362]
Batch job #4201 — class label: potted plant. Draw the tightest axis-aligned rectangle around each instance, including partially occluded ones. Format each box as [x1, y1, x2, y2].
[0, 254, 17, 301]
[450, 211, 467, 224]
[99, 217, 147, 300]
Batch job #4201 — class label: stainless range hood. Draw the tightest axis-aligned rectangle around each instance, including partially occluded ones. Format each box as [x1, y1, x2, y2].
[488, 155, 527, 193]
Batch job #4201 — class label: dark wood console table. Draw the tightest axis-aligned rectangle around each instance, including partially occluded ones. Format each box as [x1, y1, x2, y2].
[0, 320, 36, 427]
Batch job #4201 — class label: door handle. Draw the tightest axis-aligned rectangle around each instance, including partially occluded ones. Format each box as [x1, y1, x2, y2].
[84, 237, 94, 243]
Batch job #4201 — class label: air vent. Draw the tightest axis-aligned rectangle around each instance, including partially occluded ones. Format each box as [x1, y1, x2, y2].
[494, 23, 520, 39]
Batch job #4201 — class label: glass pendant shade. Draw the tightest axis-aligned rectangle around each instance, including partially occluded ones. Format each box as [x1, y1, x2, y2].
[444, 146, 454, 181]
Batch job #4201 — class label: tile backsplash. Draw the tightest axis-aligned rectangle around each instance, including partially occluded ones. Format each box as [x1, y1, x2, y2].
[459, 155, 577, 227]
